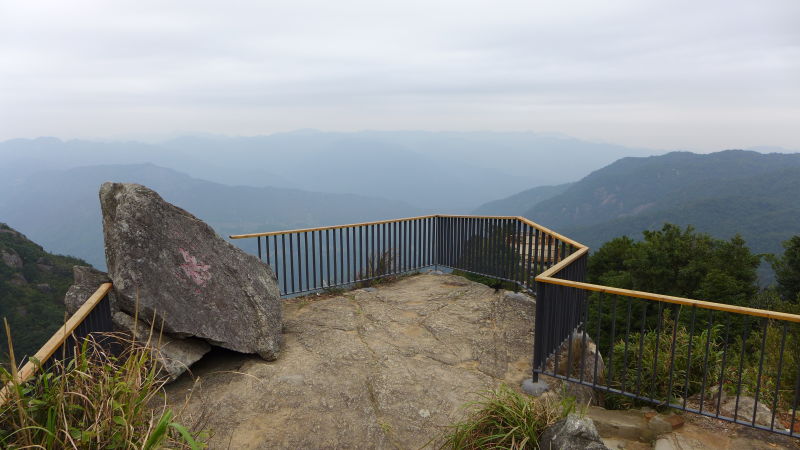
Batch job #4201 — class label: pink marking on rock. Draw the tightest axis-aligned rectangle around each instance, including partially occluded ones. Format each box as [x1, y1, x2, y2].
[178, 248, 212, 287]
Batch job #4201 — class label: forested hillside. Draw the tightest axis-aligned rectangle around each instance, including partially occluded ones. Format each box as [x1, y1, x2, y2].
[472, 183, 572, 216]
[480, 150, 800, 260]
[0, 223, 87, 363]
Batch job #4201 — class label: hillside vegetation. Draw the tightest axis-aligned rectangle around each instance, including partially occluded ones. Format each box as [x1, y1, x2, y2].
[479, 150, 800, 260]
[0, 223, 87, 362]
[472, 183, 572, 216]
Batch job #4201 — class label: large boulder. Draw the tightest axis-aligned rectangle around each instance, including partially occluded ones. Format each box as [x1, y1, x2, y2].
[64, 266, 116, 316]
[113, 311, 211, 381]
[99, 182, 282, 360]
[64, 266, 211, 380]
[539, 414, 609, 450]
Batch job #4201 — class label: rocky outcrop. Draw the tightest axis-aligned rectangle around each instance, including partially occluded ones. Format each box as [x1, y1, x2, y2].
[164, 274, 537, 448]
[1, 248, 23, 269]
[64, 265, 210, 380]
[64, 266, 115, 316]
[112, 312, 210, 381]
[539, 414, 609, 450]
[720, 395, 776, 429]
[99, 182, 282, 360]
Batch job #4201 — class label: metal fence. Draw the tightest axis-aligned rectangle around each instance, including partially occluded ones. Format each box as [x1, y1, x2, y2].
[230, 215, 577, 297]
[536, 249, 800, 437]
[0, 283, 115, 405]
[235, 214, 800, 437]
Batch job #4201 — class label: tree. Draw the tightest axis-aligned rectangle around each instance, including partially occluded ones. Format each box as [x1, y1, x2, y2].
[588, 224, 760, 306]
[770, 235, 800, 302]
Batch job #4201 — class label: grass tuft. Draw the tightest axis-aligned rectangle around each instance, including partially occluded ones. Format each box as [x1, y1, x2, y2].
[0, 323, 207, 449]
[437, 384, 571, 450]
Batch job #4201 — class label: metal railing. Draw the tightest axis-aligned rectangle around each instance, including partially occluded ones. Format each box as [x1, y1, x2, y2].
[536, 248, 800, 437]
[230, 215, 578, 297]
[235, 214, 800, 437]
[0, 283, 114, 405]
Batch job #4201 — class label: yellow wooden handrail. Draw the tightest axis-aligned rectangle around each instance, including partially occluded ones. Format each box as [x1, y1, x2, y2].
[0, 283, 113, 405]
[233, 214, 800, 323]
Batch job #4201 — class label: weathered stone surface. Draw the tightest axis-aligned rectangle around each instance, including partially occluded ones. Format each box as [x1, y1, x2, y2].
[100, 182, 282, 360]
[540, 331, 605, 405]
[1, 248, 23, 269]
[719, 396, 775, 428]
[165, 274, 536, 448]
[9, 273, 27, 286]
[539, 414, 609, 450]
[64, 266, 114, 316]
[588, 406, 654, 442]
[113, 311, 211, 381]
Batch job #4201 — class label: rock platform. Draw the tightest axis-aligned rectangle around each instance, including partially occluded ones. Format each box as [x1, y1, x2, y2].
[165, 273, 535, 448]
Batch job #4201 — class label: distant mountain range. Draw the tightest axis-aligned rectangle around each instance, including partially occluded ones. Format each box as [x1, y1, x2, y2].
[0, 131, 654, 210]
[474, 150, 800, 259]
[0, 164, 422, 269]
[472, 183, 572, 216]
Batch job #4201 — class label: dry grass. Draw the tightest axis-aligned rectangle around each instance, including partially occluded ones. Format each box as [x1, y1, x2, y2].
[0, 320, 207, 449]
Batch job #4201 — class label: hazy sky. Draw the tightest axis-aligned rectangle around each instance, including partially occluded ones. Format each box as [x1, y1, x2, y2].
[1, 0, 798, 150]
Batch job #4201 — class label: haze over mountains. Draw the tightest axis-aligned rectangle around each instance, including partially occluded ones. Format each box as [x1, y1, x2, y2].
[0, 130, 654, 210]
[1, 131, 798, 279]
[474, 150, 800, 259]
[0, 164, 422, 269]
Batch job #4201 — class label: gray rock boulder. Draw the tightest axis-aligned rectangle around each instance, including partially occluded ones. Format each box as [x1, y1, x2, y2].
[539, 414, 609, 450]
[64, 266, 115, 316]
[113, 311, 211, 381]
[1, 248, 23, 269]
[99, 182, 282, 360]
[720, 395, 776, 428]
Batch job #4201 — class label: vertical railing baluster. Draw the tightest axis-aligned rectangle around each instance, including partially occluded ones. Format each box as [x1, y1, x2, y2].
[733, 317, 751, 423]
[281, 234, 287, 296]
[752, 318, 769, 426]
[770, 322, 788, 430]
[304, 232, 309, 292]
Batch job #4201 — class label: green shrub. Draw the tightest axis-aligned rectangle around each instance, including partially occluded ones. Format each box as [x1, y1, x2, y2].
[604, 310, 723, 409]
[437, 385, 571, 449]
[0, 325, 207, 449]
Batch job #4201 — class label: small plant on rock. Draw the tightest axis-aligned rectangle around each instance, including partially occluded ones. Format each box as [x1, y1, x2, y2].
[437, 384, 569, 449]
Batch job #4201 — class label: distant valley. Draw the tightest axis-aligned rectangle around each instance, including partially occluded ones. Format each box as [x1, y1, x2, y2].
[0, 130, 654, 211]
[0, 164, 422, 269]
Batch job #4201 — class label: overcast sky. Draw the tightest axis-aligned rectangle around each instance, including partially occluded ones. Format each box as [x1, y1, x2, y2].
[1, 0, 798, 151]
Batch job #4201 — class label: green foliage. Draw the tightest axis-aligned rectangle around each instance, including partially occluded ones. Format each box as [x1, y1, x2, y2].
[769, 235, 800, 302]
[437, 385, 570, 450]
[0, 330, 208, 449]
[0, 223, 90, 365]
[523, 152, 800, 280]
[589, 224, 759, 306]
[604, 310, 723, 409]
